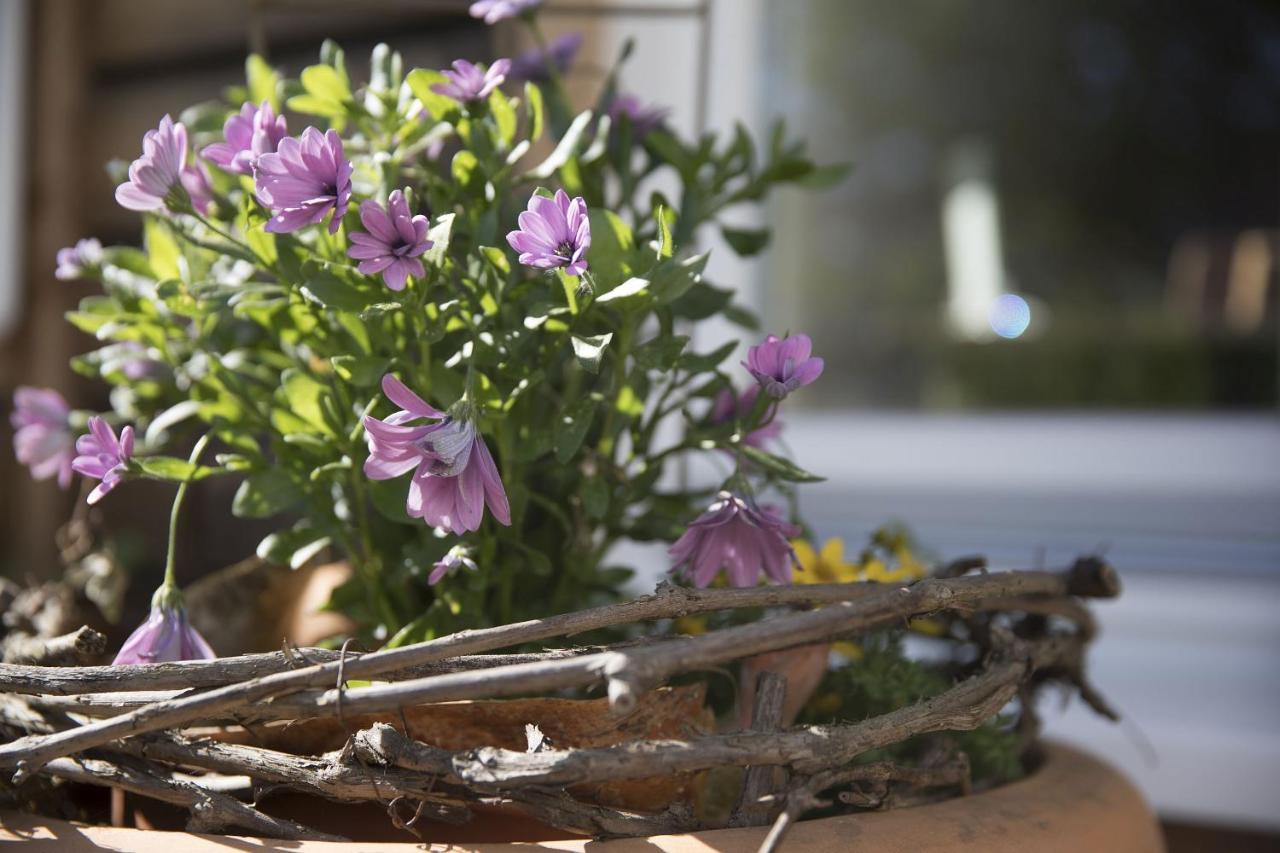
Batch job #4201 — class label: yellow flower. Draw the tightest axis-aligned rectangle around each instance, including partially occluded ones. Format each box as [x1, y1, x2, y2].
[673, 615, 708, 636]
[832, 640, 864, 661]
[792, 538, 861, 584]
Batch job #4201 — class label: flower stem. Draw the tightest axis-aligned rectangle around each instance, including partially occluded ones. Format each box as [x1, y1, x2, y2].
[163, 433, 211, 590]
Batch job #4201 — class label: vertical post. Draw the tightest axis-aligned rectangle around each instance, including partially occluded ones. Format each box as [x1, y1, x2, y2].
[731, 670, 788, 827]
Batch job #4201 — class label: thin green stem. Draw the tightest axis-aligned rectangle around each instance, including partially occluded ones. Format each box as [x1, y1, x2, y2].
[163, 434, 212, 589]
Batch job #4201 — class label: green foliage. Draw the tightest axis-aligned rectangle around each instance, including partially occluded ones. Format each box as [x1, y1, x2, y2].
[57, 34, 844, 643]
[798, 635, 1025, 786]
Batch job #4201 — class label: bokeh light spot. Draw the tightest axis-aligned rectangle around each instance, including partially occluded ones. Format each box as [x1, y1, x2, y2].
[988, 294, 1031, 339]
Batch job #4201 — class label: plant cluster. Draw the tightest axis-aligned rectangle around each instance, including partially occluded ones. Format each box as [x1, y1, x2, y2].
[11, 3, 847, 651]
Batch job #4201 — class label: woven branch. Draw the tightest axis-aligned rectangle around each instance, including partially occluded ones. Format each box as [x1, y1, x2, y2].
[0, 559, 1119, 845]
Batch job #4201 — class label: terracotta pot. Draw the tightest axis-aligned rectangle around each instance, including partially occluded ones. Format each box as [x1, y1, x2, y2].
[0, 743, 1164, 852]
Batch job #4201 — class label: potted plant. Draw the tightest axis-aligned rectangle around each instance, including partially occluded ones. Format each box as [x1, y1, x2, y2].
[0, 2, 1160, 849]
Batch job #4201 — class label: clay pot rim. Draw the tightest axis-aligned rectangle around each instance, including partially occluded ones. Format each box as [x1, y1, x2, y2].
[0, 742, 1162, 852]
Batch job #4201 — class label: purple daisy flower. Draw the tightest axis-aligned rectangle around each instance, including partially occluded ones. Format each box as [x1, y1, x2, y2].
[432, 59, 512, 104]
[115, 114, 189, 212]
[743, 334, 824, 399]
[180, 162, 216, 216]
[254, 127, 353, 235]
[55, 238, 104, 281]
[609, 93, 671, 138]
[347, 190, 433, 291]
[11, 387, 75, 489]
[710, 385, 782, 449]
[428, 545, 478, 585]
[202, 101, 289, 176]
[113, 603, 215, 665]
[469, 0, 541, 24]
[510, 31, 583, 82]
[669, 492, 800, 588]
[363, 375, 512, 535]
[506, 189, 591, 276]
[72, 416, 135, 505]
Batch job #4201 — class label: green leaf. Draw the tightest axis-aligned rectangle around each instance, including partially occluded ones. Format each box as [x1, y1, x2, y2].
[295, 64, 351, 116]
[644, 129, 695, 176]
[524, 81, 545, 141]
[594, 277, 648, 305]
[678, 339, 737, 372]
[138, 457, 220, 482]
[144, 399, 203, 445]
[257, 521, 331, 567]
[424, 213, 455, 266]
[650, 252, 709, 306]
[233, 468, 303, 518]
[555, 396, 596, 464]
[144, 218, 181, 281]
[331, 354, 389, 387]
[633, 334, 689, 371]
[571, 332, 613, 374]
[526, 109, 593, 180]
[368, 478, 419, 525]
[585, 209, 634, 287]
[489, 89, 517, 148]
[246, 54, 281, 111]
[797, 162, 852, 189]
[406, 68, 458, 121]
[480, 245, 510, 275]
[720, 226, 770, 257]
[272, 369, 334, 436]
[655, 205, 675, 259]
[723, 302, 760, 330]
[669, 279, 732, 319]
[299, 266, 377, 312]
[741, 445, 826, 483]
[451, 150, 479, 185]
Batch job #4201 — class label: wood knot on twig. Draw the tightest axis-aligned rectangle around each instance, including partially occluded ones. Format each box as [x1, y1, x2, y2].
[1066, 556, 1121, 599]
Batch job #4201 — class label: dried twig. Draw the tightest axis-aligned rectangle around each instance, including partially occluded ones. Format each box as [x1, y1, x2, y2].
[0, 648, 591, 696]
[758, 758, 971, 853]
[428, 636, 1077, 789]
[0, 563, 1116, 773]
[39, 755, 344, 841]
[731, 671, 788, 827]
[1, 626, 107, 666]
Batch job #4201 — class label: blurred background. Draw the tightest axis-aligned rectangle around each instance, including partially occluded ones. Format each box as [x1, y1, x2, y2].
[0, 1, 1277, 849]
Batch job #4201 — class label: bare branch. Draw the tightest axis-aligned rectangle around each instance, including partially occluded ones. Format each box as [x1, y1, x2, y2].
[39, 755, 344, 841]
[2, 626, 106, 666]
[731, 671, 788, 827]
[0, 564, 1115, 772]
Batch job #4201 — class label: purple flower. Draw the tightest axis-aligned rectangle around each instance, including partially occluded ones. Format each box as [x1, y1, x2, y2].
[202, 101, 289, 175]
[113, 604, 215, 665]
[363, 375, 512, 534]
[469, 0, 541, 24]
[180, 162, 216, 216]
[347, 190, 433, 291]
[506, 189, 591, 276]
[254, 127, 353, 234]
[11, 387, 75, 489]
[72, 416, 135, 505]
[669, 492, 800, 588]
[55, 239, 104, 281]
[744, 334, 824, 399]
[428, 545, 478, 585]
[609, 94, 671, 137]
[432, 59, 512, 104]
[510, 32, 583, 82]
[710, 385, 782, 449]
[115, 114, 189, 212]
[104, 341, 166, 381]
